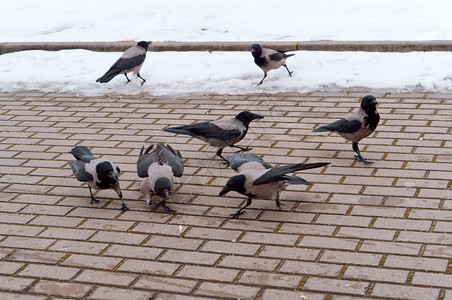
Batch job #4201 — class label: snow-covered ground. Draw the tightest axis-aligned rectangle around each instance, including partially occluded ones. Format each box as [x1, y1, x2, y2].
[2, 0, 452, 95]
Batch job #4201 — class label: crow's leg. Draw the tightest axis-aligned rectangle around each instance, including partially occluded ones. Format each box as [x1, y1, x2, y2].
[257, 72, 267, 86]
[88, 186, 99, 204]
[216, 148, 229, 164]
[352, 142, 373, 165]
[231, 197, 253, 219]
[118, 191, 129, 211]
[162, 201, 176, 214]
[284, 64, 293, 77]
[275, 192, 282, 210]
[124, 73, 131, 83]
[232, 145, 252, 153]
[137, 73, 146, 86]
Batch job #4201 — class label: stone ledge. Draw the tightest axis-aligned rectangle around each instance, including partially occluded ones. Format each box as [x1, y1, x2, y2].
[1, 40, 452, 54]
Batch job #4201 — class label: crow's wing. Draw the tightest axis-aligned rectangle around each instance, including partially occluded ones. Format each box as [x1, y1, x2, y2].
[157, 144, 184, 177]
[68, 160, 94, 182]
[314, 118, 362, 133]
[107, 54, 146, 73]
[254, 162, 330, 185]
[268, 52, 286, 61]
[69, 146, 97, 163]
[227, 153, 272, 171]
[137, 145, 159, 178]
[108, 46, 146, 72]
[165, 122, 242, 141]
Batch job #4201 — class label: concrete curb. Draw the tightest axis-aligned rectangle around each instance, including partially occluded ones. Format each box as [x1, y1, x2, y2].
[1, 40, 452, 54]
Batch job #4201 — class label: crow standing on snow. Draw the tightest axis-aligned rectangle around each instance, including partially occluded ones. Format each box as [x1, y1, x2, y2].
[96, 41, 151, 85]
[137, 144, 184, 214]
[219, 153, 330, 219]
[312, 95, 380, 164]
[163, 111, 264, 163]
[251, 43, 295, 86]
[67, 146, 128, 211]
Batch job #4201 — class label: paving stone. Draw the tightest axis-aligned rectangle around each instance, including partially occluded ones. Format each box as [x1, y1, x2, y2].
[371, 283, 440, 299]
[320, 250, 382, 266]
[88, 286, 155, 300]
[177, 265, 240, 282]
[359, 240, 421, 255]
[194, 282, 260, 299]
[29, 280, 93, 298]
[303, 277, 369, 296]
[383, 255, 448, 272]
[0, 276, 35, 292]
[343, 266, 409, 283]
[219, 255, 280, 271]
[7, 249, 66, 264]
[61, 254, 122, 270]
[75, 269, 137, 286]
[118, 259, 180, 275]
[160, 249, 220, 265]
[200, 240, 260, 256]
[133, 276, 197, 294]
[279, 260, 343, 276]
[19, 264, 79, 280]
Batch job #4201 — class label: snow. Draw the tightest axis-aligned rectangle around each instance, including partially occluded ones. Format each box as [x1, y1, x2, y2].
[1, 0, 452, 96]
[3, 0, 452, 42]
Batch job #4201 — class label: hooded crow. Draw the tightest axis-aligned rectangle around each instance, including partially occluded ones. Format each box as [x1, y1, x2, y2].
[251, 43, 295, 86]
[137, 144, 184, 214]
[312, 95, 380, 164]
[96, 41, 151, 85]
[219, 153, 330, 219]
[163, 111, 264, 163]
[67, 146, 127, 211]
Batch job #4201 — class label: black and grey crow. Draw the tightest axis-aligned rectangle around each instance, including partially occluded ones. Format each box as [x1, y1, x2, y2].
[312, 95, 380, 164]
[96, 41, 151, 85]
[251, 43, 295, 86]
[137, 144, 184, 214]
[67, 146, 127, 211]
[163, 111, 264, 163]
[219, 153, 330, 219]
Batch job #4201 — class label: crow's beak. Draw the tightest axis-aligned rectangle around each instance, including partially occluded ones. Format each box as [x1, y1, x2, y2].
[219, 186, 231, 196]
[107, 173, 118, 183]
[252, 113, 264, 120]
[163, 189, 169, 199]
[371, 99, 378, 105]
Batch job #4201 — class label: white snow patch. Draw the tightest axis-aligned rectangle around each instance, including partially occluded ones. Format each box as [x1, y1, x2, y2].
[1, 50, 452, 96]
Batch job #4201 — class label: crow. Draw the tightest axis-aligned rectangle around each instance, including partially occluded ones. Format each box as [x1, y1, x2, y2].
[251, 43, 295, 85]
[219, 153, 330, 219]
[137, 144, 184, 214]
[312, 95, 380, 164]
[163, 111, 264, 163]
[67, 146, 127, 211]
[96, 41, 151, 85]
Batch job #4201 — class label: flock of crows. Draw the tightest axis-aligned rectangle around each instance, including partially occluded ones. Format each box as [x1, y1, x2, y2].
[68, 41, 380, 219]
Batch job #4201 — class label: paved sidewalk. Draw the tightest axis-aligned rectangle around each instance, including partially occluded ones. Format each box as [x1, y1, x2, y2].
[0, 90, 451, 299]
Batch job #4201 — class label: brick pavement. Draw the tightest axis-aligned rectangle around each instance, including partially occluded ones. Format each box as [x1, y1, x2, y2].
[0, 90, 451, 299]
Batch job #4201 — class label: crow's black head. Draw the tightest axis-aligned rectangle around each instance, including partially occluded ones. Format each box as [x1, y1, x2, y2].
[96, 161, 117, 188]
[154, 177, 171, 199]
[235, 111, 264, 126]
[251, 44, 262, 58]
[361, 95, 380, 130]
[360, 95, 378, 112]
[219, 174, 247, 196]
[137, 41, 151, 51]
